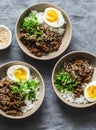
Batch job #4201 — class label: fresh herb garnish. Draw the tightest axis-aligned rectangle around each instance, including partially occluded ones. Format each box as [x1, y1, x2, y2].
[10, 78, 39, 101]
[21, 11, 44, 39]
[54, 68, 78, 93]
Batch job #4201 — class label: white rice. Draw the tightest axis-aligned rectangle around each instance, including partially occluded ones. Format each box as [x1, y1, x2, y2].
[21, 91, 40, 113]
[62, 67, 96, 104]
[21, 77, 40, 113]
[33, 10, 65, 35]
[21, 97, 34, 113]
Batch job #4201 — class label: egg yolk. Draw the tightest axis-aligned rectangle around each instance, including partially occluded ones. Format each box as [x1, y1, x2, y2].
[87, 86, 96, 99]
[46, 9, 58, 22]
[14, 68, 27, 81]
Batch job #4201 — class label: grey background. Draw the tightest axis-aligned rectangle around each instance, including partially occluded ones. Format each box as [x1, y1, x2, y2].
[0, 0, 96, 130]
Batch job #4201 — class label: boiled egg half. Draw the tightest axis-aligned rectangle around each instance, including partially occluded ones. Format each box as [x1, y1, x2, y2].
[44, 7, 65, 28]
[84, 81, 96, 102]
[7, 65, 30, 81]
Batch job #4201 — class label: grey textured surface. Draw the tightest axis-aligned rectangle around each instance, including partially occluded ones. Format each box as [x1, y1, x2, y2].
[0, 0, 96, 130]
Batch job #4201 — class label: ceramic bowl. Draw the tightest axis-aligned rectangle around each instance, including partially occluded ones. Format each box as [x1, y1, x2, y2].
[15, 3, 72, 60]
[0, 61, 45, 119]
[52, 51, 96, 108]
[0, 25, 12, 50]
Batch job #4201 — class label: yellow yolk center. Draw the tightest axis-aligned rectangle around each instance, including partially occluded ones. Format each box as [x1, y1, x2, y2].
[14, 68, 27, 81]
[87, 86, 96, 99]
[46, 9, 58, 22]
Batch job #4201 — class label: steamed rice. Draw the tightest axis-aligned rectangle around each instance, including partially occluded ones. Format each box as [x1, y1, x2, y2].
[21, 91, 40, 113]
[20, 77, 40, 113]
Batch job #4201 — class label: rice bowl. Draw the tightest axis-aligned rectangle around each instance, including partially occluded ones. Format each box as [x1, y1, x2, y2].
[52, 51, 96, 108]
[0, 61, 45, 119]
[19, 9, 65, 57]
[15, 3, 72, 60]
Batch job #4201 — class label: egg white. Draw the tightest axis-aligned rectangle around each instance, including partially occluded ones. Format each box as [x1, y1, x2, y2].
[84, 81, 96, 102]
[44, 7, 65, 28]
[7, 65, 30, 82]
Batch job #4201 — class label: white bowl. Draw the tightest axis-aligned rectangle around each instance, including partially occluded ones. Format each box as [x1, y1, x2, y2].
[0, 25, 12, 50]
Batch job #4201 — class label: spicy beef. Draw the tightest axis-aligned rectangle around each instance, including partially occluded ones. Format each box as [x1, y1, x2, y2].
[20, 25, 62, 57]
[63, 58, 94, 97]
[0, 79, 26, 116]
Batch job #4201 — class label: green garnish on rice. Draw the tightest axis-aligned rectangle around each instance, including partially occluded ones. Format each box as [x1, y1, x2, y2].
[54, 68, 78, 93]
[21, 11, 44, 39]
[10, 78, 39, 101]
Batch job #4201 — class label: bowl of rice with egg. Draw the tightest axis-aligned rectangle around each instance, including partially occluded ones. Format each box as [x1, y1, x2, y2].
[15, 3, 72, 60]
[0, 61, 45, 119]
[52, 51, 96, 108]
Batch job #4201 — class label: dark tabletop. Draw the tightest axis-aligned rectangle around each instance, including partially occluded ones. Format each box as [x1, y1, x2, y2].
[0, 0, 96, 130]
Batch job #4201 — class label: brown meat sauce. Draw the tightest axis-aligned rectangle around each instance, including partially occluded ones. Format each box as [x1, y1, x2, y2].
[63, 58, 94, 97]
[20, 25, 63, 57]
[0, 78, 26, 116]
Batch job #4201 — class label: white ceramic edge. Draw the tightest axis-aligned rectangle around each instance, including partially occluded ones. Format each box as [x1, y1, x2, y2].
[0, 25, 12, 50]
[52, 51, 96, 108]
[0, 61, 45, 119]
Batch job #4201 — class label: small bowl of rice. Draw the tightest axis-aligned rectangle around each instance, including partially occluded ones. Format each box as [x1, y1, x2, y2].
[0, 25, 12, 50]
[52, 51, 96, 108]
[15, 3, 72, 60]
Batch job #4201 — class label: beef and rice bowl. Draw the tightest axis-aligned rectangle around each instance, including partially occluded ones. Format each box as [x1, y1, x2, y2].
[19, 7, 66, 57]
[0, 65, 40, 116]
[54, 58, 96, 104]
